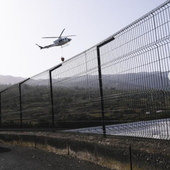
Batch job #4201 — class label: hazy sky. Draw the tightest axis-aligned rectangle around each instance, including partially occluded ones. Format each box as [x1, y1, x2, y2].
[0, 0, 167, 78]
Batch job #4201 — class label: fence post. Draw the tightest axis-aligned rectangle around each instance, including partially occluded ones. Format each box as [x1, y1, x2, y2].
[0, 88, 9, 129]
[49, 64, 62, 130]
[97, 47, 106, 136]
[19, 83, 22, 130]
[97, 36, 115, 136]
[129, 145, 133, 170]
[19, 78, 30, 130]
[0, 93, 1, 128]
[49, 70, 54, 129]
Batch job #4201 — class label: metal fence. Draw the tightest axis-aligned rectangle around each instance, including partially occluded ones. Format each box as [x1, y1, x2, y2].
[1, 1, 170, 139]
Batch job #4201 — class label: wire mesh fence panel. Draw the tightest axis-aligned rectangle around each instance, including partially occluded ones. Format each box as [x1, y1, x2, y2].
[98, 1, 170, 139]
[1, 1, 170, 140]
[51, 48, 102, 130]
[1, 84, 20, 128]
[21, 71, 51, 129]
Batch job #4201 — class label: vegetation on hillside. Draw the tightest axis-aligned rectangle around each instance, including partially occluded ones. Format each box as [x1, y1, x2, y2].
[0, 83, 170, 129]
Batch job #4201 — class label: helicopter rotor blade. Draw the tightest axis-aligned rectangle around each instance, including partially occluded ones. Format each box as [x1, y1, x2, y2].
[59, 28, 65, 38]
[63, 35, 76, 37]
[42, 37, 59, 38]
[42, 35, 76, 38]
[41, 27, 76, 39]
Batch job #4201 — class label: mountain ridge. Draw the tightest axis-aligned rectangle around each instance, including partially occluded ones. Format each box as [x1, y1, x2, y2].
[0, 72, 169, 91]
[0, 75, 25, 85]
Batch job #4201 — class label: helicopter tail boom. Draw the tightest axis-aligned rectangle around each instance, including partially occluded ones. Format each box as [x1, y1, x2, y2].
[36, 43, 55, 49]
[36, 44, 43, 49]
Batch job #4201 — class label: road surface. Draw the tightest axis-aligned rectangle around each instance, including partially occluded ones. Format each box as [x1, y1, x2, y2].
[0, 143, 112, 170]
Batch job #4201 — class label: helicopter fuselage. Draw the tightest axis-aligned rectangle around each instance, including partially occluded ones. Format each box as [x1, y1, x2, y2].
[54, 37, 72, 46]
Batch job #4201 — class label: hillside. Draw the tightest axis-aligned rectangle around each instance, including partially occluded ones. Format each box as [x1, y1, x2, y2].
[53, 71, 170, 90]
[0, 71, 169, 91]
[0, 75, 25, 85]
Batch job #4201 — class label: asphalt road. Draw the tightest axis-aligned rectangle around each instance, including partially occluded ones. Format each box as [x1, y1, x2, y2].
[0, 143, 111, 170]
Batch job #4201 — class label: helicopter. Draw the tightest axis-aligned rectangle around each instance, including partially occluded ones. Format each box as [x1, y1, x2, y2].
[36, 28, 75, 49]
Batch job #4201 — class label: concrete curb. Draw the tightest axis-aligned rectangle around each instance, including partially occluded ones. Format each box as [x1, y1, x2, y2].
[0, 132, 170, 170]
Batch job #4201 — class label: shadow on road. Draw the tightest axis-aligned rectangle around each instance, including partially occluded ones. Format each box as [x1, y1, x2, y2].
[0, 145, 11, 153]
